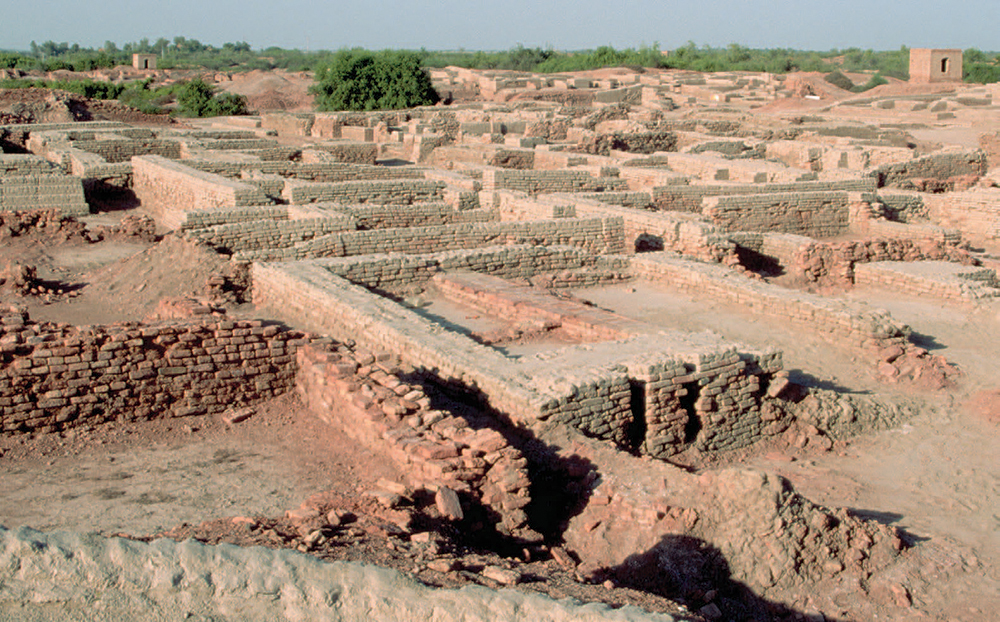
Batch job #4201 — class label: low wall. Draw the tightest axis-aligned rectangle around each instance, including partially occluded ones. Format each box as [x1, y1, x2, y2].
[185, 160, 424, 183]
[924, 188, 1000, 240]
[481, 168, 628, 195]
[0, 174, 89, 216]
[184, 213, 356, 254]
[664, 153, 814, 184]
[652, 178, 876, 212]
[854, 261, 1000, 303]
[236, 217, 625, 262]
[494, 191, 734, 261]
[132, 156, 272, 230]
[314, 202, 495, 229]
[283, 179, 445, 205]
[630, 253, 911, 351]
[869, 150, 987, 187]
[0, 307, 304, 434]
[72, 138, 181, 163]
[299, 245, 597, 296]
[702, 191, 852, 237]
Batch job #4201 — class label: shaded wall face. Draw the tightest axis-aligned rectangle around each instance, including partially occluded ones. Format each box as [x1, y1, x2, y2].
[909, 49, 963, 83]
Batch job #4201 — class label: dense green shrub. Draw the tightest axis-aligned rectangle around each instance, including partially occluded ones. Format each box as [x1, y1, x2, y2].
[824, 70, 855, 90]
[311, 49, 438, 111]
[851, 72, 888, 92]
[174, 78, 249, 117]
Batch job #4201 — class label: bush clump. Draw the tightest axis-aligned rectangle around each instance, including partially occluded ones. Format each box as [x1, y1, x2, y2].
[174, 78, 249, 117]
[824, 70, 855, 91]
[310, 49, 438, 111]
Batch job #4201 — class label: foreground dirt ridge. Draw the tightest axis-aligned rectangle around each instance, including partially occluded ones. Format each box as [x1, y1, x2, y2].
[0, 525, 676, 622]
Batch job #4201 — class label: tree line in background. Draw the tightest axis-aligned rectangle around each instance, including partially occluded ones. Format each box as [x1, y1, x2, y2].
[2, 38, 999, 115]
[2, 38, 999, 82]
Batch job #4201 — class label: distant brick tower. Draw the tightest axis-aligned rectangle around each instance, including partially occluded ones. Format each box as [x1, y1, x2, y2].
[132, 54, 157, 71]
[909, 49, 963, 83]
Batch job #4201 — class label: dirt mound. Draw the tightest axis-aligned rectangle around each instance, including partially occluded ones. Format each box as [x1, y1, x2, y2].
[83, 234, 232, 320]
[0, 87, 177, 126]
[217, 69, 315, 112]
[782, 72, 853, 101]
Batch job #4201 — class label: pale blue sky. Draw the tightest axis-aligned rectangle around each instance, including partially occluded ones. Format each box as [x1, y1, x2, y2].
[2, 0, 997, 52]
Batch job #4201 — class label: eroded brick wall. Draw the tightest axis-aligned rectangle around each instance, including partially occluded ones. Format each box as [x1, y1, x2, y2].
[0, 307, 304, 433]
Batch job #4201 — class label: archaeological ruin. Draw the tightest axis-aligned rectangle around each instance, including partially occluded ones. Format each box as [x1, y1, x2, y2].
[1, 62, 998, 621]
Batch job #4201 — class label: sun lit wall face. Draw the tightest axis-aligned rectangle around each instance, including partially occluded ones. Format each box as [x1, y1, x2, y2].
[909, 48, 964, 83]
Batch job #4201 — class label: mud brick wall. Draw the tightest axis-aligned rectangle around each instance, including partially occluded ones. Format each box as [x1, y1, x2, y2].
[307, 142, 379, 164]
[178, 205, 289, 230]
[923, 188, 1000, 240]
[854, 261, 1000, 302]
[316, 202, 495, 230]
[575, 191, 653, 209]
[702, 191, 851, 237]
[630, 253, 912, 351]
[184, 213, 356, 254]
[236, 217, 625, 262]
[283, 179, 445, 205]
[652, 179, 877, 212]
[295, 345, 534, 538]
[67, 150, 132, 183]
[72, 139, 181, 163]
[430, 272, 633, 343]
[617, 166, 689, 190]
[495, 191, 733, 261]
[0, 154, 64, 175]
[185, 160, 423, 184]
[306, 245, 595, 296]
[876, 193, 927, 223]
[0, 309, 304, 434]
[133, 156, 273, 230]
[869, 150, 987, 187]
[533, 150, 589, 170]
[665, 153, 814, 184]
[481, 168, 628, 195]
[261, 113, 315, 137]
[0, 174, 89, 216]
[863, 219, 961, 245]
[251, 262, 545, 423]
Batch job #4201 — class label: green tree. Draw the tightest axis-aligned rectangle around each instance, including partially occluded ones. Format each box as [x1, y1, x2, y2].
[311, 49, 438, 111]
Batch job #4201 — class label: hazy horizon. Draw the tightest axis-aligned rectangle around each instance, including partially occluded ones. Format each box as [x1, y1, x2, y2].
[2, 0, 997, 53]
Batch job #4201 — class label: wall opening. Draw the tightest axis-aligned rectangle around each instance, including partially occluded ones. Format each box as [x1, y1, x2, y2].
[941, 58, 949, 73]
[679, 382, 702, 444]
[627, 380, 648, 452]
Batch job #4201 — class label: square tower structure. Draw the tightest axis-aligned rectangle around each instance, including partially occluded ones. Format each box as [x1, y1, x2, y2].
[909, 48, 963, 83]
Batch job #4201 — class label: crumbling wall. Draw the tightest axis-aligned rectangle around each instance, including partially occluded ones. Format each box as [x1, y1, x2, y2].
[631, 253, 910, 351]
[283, 179, 446, 205]
[0, 307, 304, 433]
[869, 150, 987, 188]
[854, 261, 1000, 302]
[0, 154, 89, 216]
[923, 188, 1000, 240]
[702, 191, 851, 237]
[481, 168, 628, 195]
[237, 217, 626, 262]
[652, 178, 876, 212]
[185, 160, 424, 183]
[295, 345, 535, 539]
[304, 246, 598, 296]
[493, 191, 734, 262]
